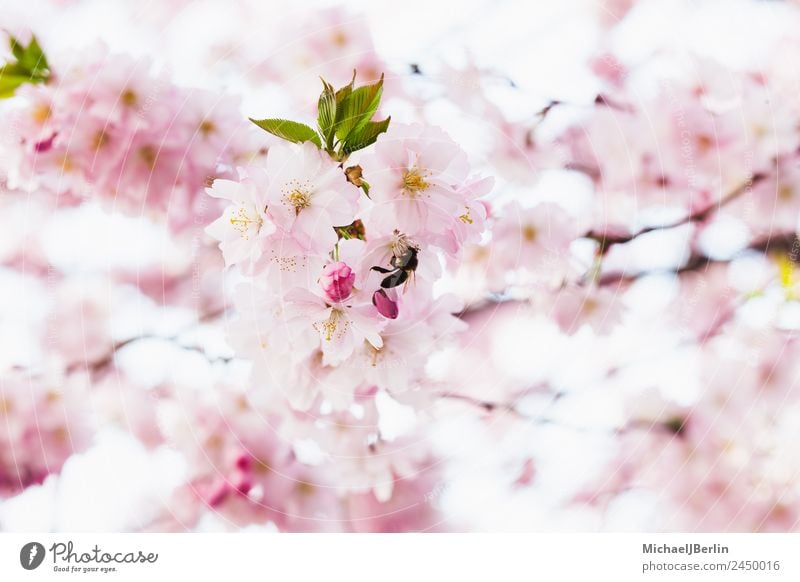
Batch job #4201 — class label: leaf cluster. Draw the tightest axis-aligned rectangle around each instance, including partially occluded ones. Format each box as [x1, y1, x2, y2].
[0, 34, 51, 99]
[249, 71, 390, 162]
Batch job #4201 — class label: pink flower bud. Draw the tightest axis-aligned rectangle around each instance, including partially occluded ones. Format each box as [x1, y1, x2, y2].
[233, 452, 253, 495]
[372, 289, 399, 319]
[320, 261, 355, 303]
[235, 452, 251, 471]
[207, 481, 230, 507]
[35, 134, 56, 153]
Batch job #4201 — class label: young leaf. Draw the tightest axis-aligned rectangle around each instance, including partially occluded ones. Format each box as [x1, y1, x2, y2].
[0, 68, 32, 98]
[317, 79, 337, 149]
[335, 70, 356, 107]
[249, 118, 322, 147]
[20, 36, 49, 76]
[335, 75, 384, 142]
[0, 34, 51, 99]
[342, 116, 391, 154]
[9, 35, 25, 62]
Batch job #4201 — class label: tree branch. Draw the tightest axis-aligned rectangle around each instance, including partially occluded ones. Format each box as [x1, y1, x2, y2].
[585, 173, 766, 253]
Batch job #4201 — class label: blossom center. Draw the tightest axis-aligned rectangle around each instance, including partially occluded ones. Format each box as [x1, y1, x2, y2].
[92, 129, 110, 151]
[314, 309, 349, 341]
[139, 145, 157, 169]
[121, 88, 138, 107]
[282, 180, 314, 215]
[32, 103, 51, 124]
[199, 119, 216, 137]
[288, 189, 311, 210]
[402, 168, 430, 197]
[295, 481, 316, 496]
[229, 206, 263, 239]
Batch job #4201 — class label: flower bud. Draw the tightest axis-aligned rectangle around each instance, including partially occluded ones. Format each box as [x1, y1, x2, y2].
[321, 261, 356, 303]
[372, 288, 399, 319]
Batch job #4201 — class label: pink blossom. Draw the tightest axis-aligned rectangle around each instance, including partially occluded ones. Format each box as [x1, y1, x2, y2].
[157, 382, 336, 530]
[548, 284, 624, 335]
[491, 201, 577, 280]
[361, 123, 473, 239]
[205, 168, 276, 270]
[0, 370, 93, 496]
[284, 286, 385, 366]
[264, 141, 359, 253]
[2, 46, 249, 231]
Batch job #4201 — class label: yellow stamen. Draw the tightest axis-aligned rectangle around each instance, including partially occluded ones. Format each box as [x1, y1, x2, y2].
[522, 224, 538, 242]
[139, 145, 157, 169]
[314, 310, 349, 341]
[402, 168, 430, 197]
[281, 179, 314, 215]
[253, 458, 272, 474]
[295, 481, 315, 496]
[92, 130, 110, 151]
[61, 155, 74, 172]
[32, 103, 51, 124]
[121, 89, 138, 107]
[288, 190, 311, 211]
[199, 119, 216, 137]
[331, 30, 348, 47]
[228, 206, 263, 239]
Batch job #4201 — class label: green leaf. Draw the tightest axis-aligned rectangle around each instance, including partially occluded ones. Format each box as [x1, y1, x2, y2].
[8, 34, 25, 61]
[342, 116, 391, 154]
[0, 34, 50, 99]
[335, 71, 356, 107]
[0, 72, 31, 98]
[249, 118, 322, 147]
[317, 79, 337, 149]
[21, 36, 49, 76]
[0, 63, 40, 98]
[335, 75, 384, 142]
[8, 34, 47, 76]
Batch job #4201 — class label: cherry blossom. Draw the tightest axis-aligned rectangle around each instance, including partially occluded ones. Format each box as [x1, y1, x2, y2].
[3, 1, 800, 536]
[264, 141, 360, 253]
[361, 124, 478, 242]
[0, 369, 92, 496]
[205, 169, 276, 269]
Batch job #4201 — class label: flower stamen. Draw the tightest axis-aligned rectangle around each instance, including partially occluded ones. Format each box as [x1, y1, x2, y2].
[229, 206, 263, 239]
[281, 179, 314, 215]
[401, 167, 430, 197]
[314, 309, 349, 341]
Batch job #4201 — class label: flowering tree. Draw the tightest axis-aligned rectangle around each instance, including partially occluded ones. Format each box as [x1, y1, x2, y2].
[1, 1, 799, 532]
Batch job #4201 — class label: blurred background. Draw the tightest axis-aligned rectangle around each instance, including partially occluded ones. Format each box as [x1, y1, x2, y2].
[1, 0, 800, 532]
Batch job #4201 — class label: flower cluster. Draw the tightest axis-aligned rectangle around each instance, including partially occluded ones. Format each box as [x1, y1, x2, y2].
[200, 73, 489, 516]
[208, 73, 489, 413]
[149, 380, 442, 532]
[0, 38, 262, 231]
[0, 369, 92, 497]
[5, 1, 800, 534]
